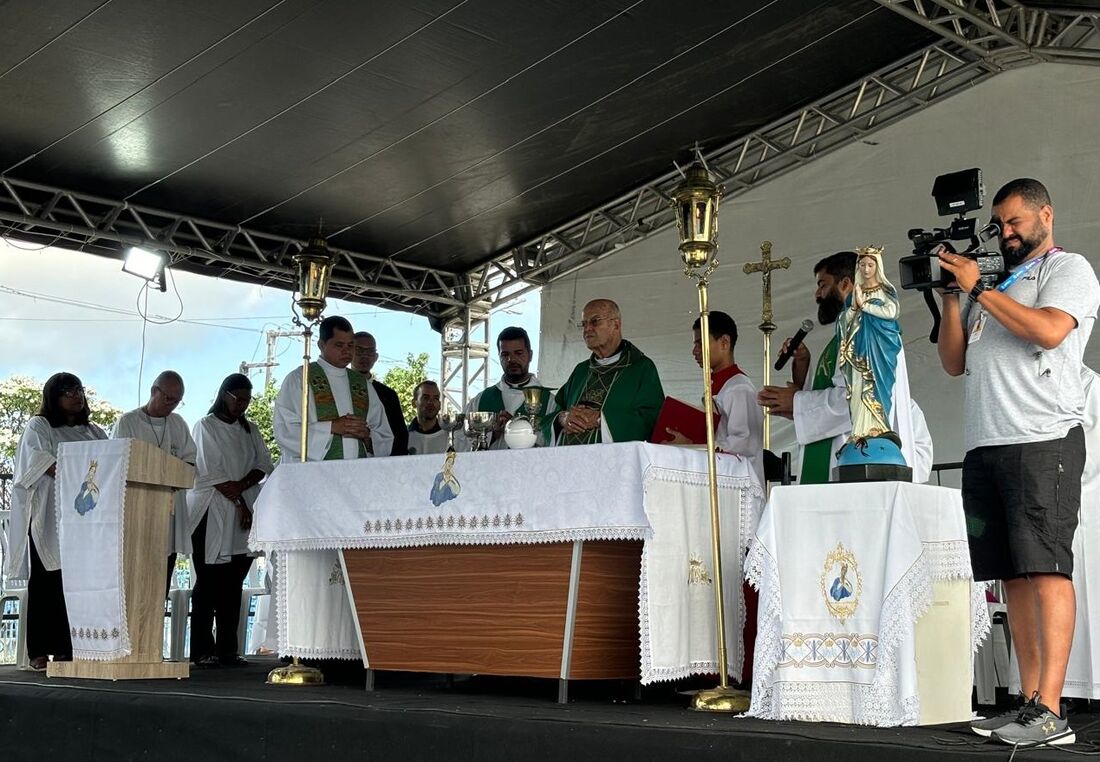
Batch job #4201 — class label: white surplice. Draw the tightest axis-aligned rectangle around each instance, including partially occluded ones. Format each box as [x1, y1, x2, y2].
[271, 356, 392, 658]
[4, 417, 107, 586]
[186, 415, 273, 565]
[792, 349, 933, 482]
[273, 356, 393, 463]
[714, 372, 765, 488]
[112, 409, 197, 555]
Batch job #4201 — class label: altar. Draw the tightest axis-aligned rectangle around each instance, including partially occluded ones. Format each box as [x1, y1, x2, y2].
[746, 482, 988, 727]
[250, 442, 764, 693]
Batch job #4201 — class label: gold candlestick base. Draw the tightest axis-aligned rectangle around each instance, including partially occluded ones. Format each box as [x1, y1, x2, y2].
[266, 658, 325, 686]
[690, 685, 751, 713]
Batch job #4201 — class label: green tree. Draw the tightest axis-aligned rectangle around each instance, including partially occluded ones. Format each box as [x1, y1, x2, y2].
[0, 374, 122, 473]
[247, 382, 280, 464]
[383, 352, 430, 422]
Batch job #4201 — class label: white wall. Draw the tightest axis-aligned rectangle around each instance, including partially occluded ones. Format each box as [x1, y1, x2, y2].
[537, 63, 1100, 482]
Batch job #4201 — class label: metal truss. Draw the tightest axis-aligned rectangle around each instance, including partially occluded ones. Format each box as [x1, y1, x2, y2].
[440, 302, 492, 412]
[0, 177, 467, 316]
[466, 2, 1100, 311]
[873, 0, 1100, 68]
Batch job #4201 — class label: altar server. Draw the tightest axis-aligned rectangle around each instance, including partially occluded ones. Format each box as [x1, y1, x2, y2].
[112, 370, 196, 594]
[5, 373, 108, 670]
[407, 380, 450, 455]
[186, 373, 273, 667]
[664, 311, 764, 487]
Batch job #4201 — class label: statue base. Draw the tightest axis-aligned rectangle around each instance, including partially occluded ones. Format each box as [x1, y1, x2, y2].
[836, 434, 912, 483]
[838, 463, 913, 483]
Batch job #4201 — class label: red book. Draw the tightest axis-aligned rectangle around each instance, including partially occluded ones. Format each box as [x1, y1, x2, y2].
[649, 396, 720, 444]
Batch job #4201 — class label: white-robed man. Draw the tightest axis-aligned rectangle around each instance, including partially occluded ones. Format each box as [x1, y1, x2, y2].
[757, 251, 933, 484]
[271, 315, 393, 661]
[5, 373, 108, 670]
[407, 380, 450, 455]
[275, 315, 393, 461]
[112, 370, 196, 595]
[465, 326, 558, 448]
[664, 311, 764, 487]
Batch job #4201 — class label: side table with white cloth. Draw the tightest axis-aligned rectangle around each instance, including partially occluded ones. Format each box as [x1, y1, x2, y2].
[746, 482, 989, 726]
[250, 442, 763, 695]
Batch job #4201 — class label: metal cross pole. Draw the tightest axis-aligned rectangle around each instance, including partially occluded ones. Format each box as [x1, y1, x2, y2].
[742, 241, 790, 450]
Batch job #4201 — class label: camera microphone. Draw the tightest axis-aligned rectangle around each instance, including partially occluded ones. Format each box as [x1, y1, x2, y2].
[978, 221, 1001, 242]
[775, 319, 814, 371]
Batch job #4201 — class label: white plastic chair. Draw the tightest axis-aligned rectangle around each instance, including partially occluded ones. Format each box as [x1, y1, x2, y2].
[0, 508, 30, 669]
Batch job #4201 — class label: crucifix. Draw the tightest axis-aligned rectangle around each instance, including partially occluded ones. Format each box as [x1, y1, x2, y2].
[743, 240, 790, 449]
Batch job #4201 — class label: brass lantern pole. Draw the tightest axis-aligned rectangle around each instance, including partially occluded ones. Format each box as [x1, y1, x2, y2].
[671, 158, 747, 713]
[267, 231, 335, 687]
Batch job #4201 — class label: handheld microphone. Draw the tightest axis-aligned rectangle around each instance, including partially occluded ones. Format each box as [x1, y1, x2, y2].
[774, 319, 814, 371]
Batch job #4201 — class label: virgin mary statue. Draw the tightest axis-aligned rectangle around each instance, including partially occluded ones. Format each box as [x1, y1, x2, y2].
[836, 246, 903, 446]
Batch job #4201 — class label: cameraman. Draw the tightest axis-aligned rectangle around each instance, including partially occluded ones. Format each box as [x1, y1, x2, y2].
[938, 178, 1099, 745]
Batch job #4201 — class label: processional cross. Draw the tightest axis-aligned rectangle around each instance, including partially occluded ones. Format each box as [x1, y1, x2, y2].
[743, 241, 790, 449]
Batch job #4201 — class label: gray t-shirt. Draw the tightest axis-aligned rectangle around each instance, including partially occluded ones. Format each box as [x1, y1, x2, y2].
[961, 250, 1099, 451]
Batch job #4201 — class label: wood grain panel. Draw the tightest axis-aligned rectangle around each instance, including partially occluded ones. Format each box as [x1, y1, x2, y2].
[345, 541, 641, 680]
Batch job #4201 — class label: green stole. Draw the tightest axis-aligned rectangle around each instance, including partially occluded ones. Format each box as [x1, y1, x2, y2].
[477, 381, 554, 441]
[799, 335, 838, 484]
[307, 362, 371, 459]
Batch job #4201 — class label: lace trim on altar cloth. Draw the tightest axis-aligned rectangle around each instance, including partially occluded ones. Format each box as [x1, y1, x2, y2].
[971, 580, 993, 652]
[922, 540, 972, 581]
[744, 539, 933, 726]
[260, 525, 651, 553]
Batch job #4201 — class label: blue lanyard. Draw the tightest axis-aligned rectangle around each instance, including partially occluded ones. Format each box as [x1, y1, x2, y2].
[996, 247, 1062, 293]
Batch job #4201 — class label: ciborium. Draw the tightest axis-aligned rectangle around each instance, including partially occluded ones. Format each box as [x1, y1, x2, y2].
[464, 411, 496, 451]
[438, 411, 465, 452]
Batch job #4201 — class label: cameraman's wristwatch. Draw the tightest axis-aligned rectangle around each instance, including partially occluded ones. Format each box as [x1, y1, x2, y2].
[968, 281, 987, 303]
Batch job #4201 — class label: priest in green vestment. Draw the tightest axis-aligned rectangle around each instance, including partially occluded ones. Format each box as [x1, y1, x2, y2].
[757, 253, 933, 483]
[466, 326, 558, 448]
[554, 299, 665, 445]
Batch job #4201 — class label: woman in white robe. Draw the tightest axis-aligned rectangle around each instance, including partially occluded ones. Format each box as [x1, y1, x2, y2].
[185, 374, 273, 667]
[4, 373, 107, 670]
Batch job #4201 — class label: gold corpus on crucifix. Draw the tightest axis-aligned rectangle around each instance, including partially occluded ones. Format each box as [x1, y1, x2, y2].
[742, 241, 790, 451]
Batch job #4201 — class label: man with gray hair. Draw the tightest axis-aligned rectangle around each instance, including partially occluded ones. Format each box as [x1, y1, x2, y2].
[112, 370, 197, 595]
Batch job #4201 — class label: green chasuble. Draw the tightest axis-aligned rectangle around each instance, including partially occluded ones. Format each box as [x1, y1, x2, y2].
[476, 382, 555, 443]
[554, 340, 665, 445]
[307, 362, 372, 460]
[799, 335, 838, 484]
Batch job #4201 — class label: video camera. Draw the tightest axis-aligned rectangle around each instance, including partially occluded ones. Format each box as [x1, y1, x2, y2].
[897, 168, 1005, 342]
[899, 168, 1004, 292]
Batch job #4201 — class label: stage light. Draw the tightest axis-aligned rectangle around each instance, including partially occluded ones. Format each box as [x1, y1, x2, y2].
[122, 247, 167, 291]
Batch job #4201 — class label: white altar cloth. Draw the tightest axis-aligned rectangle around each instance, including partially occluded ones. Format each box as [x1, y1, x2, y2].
[251, 442, 763, 682]
[746, 482, 987, 726]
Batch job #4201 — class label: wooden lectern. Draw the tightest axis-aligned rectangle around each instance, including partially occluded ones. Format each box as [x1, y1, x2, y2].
[49, 438, 195, 680]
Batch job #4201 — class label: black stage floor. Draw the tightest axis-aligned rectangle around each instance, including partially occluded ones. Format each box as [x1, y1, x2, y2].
[2, 659, 1098, 761]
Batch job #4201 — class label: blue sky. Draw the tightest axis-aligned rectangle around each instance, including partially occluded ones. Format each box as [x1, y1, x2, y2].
[0, 240, 540, 427]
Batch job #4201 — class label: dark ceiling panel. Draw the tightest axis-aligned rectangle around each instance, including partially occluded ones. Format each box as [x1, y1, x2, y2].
[0, 0, 939, 311]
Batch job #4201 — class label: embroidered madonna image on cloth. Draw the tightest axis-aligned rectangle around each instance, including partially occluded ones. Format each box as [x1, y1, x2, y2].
[746, 497, 931, 726]
[57, 438, 132, 660]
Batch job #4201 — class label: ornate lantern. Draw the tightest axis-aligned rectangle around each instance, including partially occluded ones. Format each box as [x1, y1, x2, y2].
[671, 161, 722, 270]
[293, 235, 335, 322]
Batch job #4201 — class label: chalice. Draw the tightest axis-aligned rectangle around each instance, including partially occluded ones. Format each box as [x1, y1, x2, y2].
[521, 386, 547, 446]
[464, 411, 496, 452]
[438, 411, 465, 452]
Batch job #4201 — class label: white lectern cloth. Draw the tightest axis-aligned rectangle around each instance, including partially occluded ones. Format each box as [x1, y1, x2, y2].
[746, 482, 933, 725]
[251, 442, 763, 678]
[57, 439, 132, 660]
